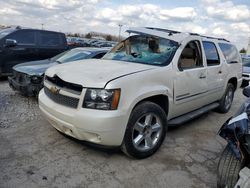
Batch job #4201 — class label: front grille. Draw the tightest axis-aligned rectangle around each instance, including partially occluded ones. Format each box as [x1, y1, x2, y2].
[44, 86, 79, 108]
[243, 74, 250, 78]
[45, 75, 82, 94]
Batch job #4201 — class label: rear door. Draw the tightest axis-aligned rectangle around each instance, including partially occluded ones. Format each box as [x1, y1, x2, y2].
[37, 31, 66, 59]
[202, 41, 225, 101]
[2, 29, 38, 74]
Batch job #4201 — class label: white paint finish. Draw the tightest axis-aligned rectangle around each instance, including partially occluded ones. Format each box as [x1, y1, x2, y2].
[39, 28, 242, 146]
[45, 59, 155, 88]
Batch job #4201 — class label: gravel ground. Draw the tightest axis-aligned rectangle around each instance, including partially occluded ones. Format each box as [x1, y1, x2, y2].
[0, 79, 245, 188]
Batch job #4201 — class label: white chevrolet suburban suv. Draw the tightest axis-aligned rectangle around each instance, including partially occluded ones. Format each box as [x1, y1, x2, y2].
[39, 27, 242, 158]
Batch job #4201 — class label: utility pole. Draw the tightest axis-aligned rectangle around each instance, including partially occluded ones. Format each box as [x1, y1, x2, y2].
[118, 24, 123, 42]
[247, 37, 250, 55]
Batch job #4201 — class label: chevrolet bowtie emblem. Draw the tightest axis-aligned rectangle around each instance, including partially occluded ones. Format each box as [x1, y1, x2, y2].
[50, 86, 60, 94]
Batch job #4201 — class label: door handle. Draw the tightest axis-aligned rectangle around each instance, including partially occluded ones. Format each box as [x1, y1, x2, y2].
[199, 75, 206, 79]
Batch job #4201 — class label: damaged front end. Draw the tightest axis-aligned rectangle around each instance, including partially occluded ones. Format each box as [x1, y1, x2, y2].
[8, 70, 44, 97]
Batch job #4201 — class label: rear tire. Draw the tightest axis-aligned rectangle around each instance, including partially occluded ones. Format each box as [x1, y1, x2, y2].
[217, 83, 235, 113]
[217, 145, 244, 188]
[121, 101, 167, 159]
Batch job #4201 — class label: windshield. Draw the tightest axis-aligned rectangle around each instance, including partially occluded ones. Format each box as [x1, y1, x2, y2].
[56, 48, 91, 63]
[50, 51, 69, 62]
[0, 28, 15, 39]
[103, 35, 178, 66]
[242, 57, 250, 67]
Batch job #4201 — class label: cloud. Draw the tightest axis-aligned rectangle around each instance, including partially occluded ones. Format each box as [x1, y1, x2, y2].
[205, 1, 250, 22]
[0, 0, 249, 50]
[159, 7, 197, 21]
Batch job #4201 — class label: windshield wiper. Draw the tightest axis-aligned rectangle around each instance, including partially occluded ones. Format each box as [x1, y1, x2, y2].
[56, 60, 62, 64]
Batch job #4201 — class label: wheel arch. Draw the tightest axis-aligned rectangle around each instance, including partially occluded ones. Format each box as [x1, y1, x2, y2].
[131, 94, 169, 118]
[228, 77, 237, 91]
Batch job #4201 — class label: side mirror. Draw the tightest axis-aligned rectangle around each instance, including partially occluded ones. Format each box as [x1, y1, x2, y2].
[5, 39, 17, 47]
[243, 86, 250, 97]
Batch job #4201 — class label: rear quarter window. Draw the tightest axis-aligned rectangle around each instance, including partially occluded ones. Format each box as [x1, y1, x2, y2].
[218, 43, 241, 64]
[39, 31, 63, 47]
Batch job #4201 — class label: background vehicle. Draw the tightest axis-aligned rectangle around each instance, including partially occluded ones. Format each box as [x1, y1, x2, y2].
[39, 27, 242, 159]
[241, 56, 250, 87]
[217, 86, 250, 188]
[8, 47, 109, 96]
[0, 26, 68, 77]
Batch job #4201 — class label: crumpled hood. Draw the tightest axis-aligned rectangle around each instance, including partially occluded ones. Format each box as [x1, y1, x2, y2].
[46, 59, 155, 88]
[14, 59, 58, 76]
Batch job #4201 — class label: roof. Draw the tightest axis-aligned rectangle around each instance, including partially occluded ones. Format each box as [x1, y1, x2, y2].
[7, 26, 65, 35]
[126, 27, 189, 43]
[126, 27, 230, 43]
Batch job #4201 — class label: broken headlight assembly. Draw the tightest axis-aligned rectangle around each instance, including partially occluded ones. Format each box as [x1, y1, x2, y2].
[83, 89, 120, 110]
[30, 75, 43, 84]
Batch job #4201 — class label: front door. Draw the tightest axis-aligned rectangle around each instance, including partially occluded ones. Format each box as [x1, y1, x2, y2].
[2, 30, 37, 74]
[173, 40, 208, 116]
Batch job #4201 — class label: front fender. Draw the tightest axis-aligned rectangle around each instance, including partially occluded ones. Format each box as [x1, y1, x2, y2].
[127, 85, 171, 117]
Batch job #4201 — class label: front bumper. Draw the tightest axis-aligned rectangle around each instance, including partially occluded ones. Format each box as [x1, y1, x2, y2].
[242, 73, 250, 81]
[8, 76, 43, 96]
[39, 89, 128, 146]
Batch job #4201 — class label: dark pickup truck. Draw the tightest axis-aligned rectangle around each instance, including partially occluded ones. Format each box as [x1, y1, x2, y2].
[0, 26, 68, 77]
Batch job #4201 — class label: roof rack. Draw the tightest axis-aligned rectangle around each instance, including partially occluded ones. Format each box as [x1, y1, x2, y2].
[132, 27, 230, 42]
[200, 35, 230, 42]
[145, 27, 181, 36]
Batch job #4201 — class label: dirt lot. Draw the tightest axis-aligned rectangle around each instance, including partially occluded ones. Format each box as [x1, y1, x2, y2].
[0, 79, 245, 188]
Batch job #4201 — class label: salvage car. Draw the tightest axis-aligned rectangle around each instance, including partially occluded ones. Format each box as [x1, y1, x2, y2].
[241, 56, 250, 87]
[39, 27, 242, 158]
[0, 26, 68, 77]
[8, 47, 108, 96]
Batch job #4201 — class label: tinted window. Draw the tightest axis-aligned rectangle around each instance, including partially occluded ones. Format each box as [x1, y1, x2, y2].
[8, 30, 35, 45]
[93, 52, 106, 59]
[178, 40, 203, 70]
[219, 43, 240, 64]
[0, 28, 15, 39]
[39, 32, 61, 46]
[56, 49, 91, 63]
[202, 41, 220, 66]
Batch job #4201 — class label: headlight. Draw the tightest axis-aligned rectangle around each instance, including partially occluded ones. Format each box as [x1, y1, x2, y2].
[30, 75, 43, 84]
[83, 89, 121, 110]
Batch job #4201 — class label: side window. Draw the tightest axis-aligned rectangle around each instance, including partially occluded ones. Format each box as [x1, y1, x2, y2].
[178, 40, 203, 70]
[39, 32, 62, 47]
[93, 52, 106, 59]
[8, 30, 35, 45]
[202, 41, 220, 66]
[218, 43, 240, 64]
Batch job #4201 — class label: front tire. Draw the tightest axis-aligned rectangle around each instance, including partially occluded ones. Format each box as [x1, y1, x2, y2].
[217, 145, 244, 188]
[121, 101, 167, 159]
[217, 83, 235, 113]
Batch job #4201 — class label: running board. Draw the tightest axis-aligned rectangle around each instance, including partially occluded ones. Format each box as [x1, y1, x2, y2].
[168, 102, 219, 126]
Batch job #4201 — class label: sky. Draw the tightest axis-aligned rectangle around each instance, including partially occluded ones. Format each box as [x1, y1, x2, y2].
[0, 0, 249, 50]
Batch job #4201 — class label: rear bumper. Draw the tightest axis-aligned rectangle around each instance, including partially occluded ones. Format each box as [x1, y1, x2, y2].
[8, 76, 42, 96]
